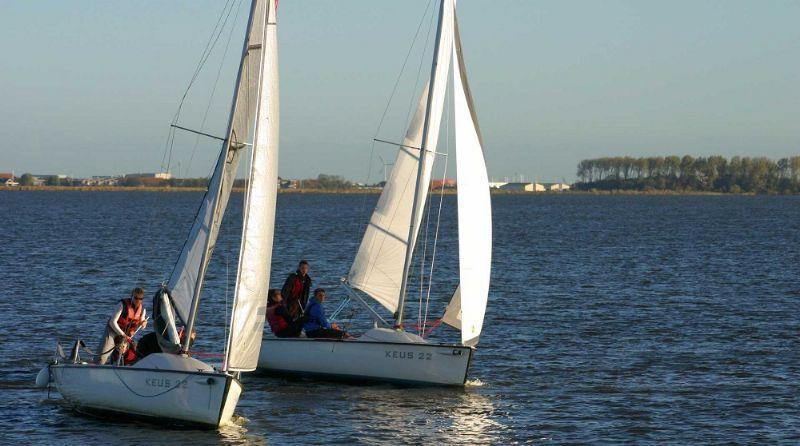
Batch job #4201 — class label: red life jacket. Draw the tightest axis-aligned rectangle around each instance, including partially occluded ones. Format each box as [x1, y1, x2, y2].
[112, 345, 137, 366]
[113, 298, 143, 336]
[267, 304, 289, 333]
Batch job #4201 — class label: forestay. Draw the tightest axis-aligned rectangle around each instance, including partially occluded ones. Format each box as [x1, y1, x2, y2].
[443, 13, 492, 347]
[224, 0, 279, 372]
[348, 0, 455, 314]
[167, 0, 272, 325]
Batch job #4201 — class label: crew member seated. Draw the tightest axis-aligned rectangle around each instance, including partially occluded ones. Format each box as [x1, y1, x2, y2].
[267, 289, 303, 338]
[304, 288, 348, 339]
[96, 287, 148, 365]
[111, 335, 137, 366]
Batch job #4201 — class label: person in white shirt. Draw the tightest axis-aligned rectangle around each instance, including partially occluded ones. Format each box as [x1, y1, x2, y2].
[96, 287, 147, 364]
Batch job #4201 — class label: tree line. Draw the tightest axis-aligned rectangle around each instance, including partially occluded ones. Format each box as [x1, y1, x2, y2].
[575, 156, 800, 193]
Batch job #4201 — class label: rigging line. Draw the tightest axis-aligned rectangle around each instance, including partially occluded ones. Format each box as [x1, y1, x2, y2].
[401, 0, 438, 138]
[351, 0, 434, 248]
[186, 0, 246, 179]
[163, 0, 239, 172]
[423, 84, 451, 338]
[418, 153, 436, 335]
[161, 0, 236, 171]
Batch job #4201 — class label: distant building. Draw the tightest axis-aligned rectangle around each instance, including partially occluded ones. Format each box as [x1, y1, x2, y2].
[1, 173, 18, 187]
[500, 182, 545, 192]
[543, 182, 571, 192]
[488, 181, 508, 189]
[279, 178, 298, 189]
[81, 176, 120, 186]
[126, 172, 172, 180]
[431, 178, 456, 190]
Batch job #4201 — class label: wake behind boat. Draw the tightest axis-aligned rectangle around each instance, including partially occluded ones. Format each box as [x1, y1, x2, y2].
[258, 0, 491, 386]
[38, 0, 280, 428]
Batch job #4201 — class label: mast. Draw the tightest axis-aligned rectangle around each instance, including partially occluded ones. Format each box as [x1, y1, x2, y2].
[395, 0, 447, 326]
[181, 0, 260, 353]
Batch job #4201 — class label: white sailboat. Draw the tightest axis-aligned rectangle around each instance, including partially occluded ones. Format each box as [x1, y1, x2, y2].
[257, 0, 491, 386]
[40, 0, 280, 427]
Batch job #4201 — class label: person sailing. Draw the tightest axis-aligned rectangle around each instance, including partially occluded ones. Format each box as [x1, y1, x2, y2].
[111, 335, 137, 366]
[281, 260, 312, 321]
[266, 289, 302, 338]
[304, 288, 348, 339]
[96, 287, 148, 364]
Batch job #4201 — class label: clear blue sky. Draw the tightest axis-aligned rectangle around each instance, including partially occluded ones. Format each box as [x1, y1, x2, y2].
[1, 0, 798, 182]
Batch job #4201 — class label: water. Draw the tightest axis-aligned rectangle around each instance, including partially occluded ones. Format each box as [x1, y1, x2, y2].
[1, 191, 799, 444]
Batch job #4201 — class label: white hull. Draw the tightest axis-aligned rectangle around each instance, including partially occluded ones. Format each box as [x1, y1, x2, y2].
[257, 328, 473, 386]
[50, 354, 241, 428]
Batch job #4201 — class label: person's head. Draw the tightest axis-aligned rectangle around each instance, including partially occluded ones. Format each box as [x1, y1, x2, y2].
[267, 289, 283, 305]
[314, 288, 326, 303]
[130, 287, 145, 308]
[298, 260, 309, 276]
[114, 335, 129, 353]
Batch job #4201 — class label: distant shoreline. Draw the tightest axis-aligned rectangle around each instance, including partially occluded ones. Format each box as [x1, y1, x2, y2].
[0, 185, 783, 195]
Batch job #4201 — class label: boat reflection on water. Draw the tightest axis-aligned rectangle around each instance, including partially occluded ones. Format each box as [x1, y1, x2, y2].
[346, 384, 505, 444]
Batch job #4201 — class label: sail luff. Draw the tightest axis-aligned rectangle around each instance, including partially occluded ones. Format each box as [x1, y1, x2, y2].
[395, 0, 454, 325]
[223, 0, 279, 372]
[171, 0, 260, 351]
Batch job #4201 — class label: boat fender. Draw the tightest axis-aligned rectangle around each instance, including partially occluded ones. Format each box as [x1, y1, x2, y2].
[34, 365, 51, 388]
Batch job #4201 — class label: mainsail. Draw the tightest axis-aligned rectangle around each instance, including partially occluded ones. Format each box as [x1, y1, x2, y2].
[167, 0, 275, 343]
[224, 0, 279, 372]
[348, 0, 455, 316]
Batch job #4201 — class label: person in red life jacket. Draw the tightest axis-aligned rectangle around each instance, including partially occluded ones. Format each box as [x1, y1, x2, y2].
[281, 260, 312, 321]
[111, 335, 137, 366]
[96, 287, 148, 364]
[266, 289, 302, 338]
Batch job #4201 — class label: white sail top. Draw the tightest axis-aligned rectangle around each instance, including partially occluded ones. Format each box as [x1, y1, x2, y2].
[348, 0, 455, 314]
[224, 0, 279, 372]
[443, 13, 492, 346]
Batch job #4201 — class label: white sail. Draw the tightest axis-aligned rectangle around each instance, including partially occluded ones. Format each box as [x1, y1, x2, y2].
[225, 0, 279, 372]
[348, 0, 454, 314]
[347, 85, 433, 312]
[442, 284, 461, 329]
[167, 0, 270, 324]
[450, 16, 491, 346]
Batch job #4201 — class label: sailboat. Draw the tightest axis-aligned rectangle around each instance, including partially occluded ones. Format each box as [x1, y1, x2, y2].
[257, 0, 491, 386]
[40, 0, 280, 427]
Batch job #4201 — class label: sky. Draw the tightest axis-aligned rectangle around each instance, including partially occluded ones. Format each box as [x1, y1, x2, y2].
[0, 0, 798, 182]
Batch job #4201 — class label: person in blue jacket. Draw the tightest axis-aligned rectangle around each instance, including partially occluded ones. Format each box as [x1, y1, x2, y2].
[304, 288, 348, 339]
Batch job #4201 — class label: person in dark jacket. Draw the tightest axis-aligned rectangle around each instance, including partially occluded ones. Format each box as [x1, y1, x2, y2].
[304, 288, 348, 339]
[281, 260, 312, 320]
[266, 289, 302, 338]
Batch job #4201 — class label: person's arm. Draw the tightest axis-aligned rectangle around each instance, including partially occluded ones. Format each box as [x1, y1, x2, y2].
[140, 307, 147, 330]
[109, 303, 126, 337]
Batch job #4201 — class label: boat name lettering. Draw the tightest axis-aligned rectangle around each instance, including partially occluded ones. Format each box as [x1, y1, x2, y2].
[145, 377, 188, 388]
[384, 350, 431, 360]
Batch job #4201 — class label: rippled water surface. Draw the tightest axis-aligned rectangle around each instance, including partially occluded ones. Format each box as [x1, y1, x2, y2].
[1, 191, 799, 444]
